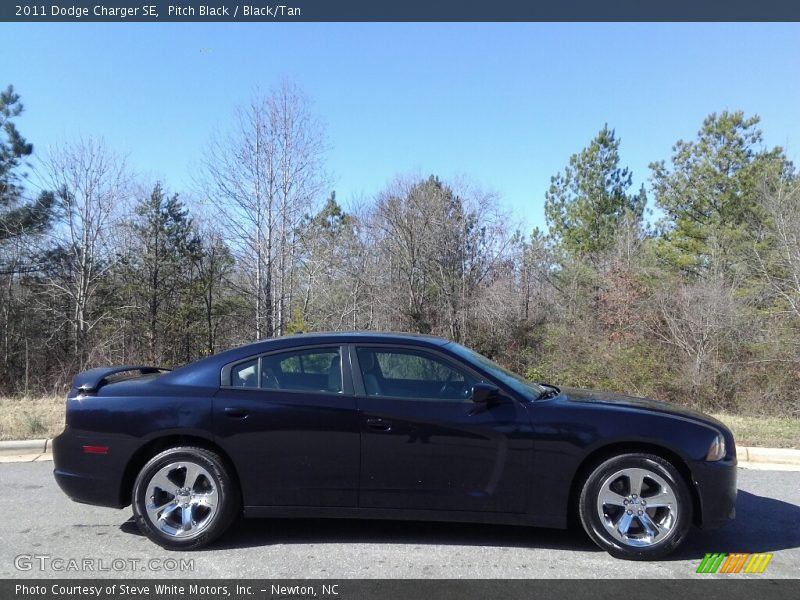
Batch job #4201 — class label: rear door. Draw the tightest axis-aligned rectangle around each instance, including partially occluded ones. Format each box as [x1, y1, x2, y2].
[214, 345, 360, 508]
[353, 344, 532, 514]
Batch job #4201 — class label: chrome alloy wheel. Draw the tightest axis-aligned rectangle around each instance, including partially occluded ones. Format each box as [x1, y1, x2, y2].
[596, 467, 678, 547]
[144, 461, 219, 539]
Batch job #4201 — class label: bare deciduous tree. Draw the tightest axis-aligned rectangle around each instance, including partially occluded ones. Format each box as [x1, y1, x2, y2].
[643, 280, 739, 388]
[753, 180, 800, 320]
[39, 138, 130, 369]
[363, 175, 514, 344]
[201, 81, 327, 339]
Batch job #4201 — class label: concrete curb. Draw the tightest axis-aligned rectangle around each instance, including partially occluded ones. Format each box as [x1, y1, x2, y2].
[737, 446, 800, 465]
[0, 438, 49, 456]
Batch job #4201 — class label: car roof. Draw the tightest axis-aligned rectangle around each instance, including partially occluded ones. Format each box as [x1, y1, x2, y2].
[160, 331, 453, 388]
[236, 331, 451, 351]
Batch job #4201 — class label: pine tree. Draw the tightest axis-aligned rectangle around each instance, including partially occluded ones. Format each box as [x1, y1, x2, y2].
[126, 183, 200, 364]
[0, 85, 53, 243]
[545, 125, 644, 261]
[650, 111, 791, 278]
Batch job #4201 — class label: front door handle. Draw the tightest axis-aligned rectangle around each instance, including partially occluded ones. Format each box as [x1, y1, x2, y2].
[224, 407, 249, 419]
[366, 418, 392, 432]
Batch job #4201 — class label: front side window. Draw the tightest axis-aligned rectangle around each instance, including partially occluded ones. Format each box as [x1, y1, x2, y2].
[227, 348, 342, 394]
[357, 348, 477, 400]
[445, 342, 544, 399]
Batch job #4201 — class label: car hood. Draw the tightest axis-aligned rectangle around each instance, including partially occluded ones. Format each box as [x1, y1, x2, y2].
[560, 387, 726, 429]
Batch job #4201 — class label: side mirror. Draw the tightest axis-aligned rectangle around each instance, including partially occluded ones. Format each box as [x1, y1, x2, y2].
[471, 382, 500, 404]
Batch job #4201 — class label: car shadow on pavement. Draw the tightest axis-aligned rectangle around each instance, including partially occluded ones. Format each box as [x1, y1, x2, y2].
[119, 518, 143, 536]
[121, 516, 599, 553]
[119, 490, 799, 556]
[214, 518, 600, 552]
[666, 490, 800, 561]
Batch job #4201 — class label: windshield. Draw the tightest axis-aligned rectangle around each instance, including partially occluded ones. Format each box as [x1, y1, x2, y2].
[445, 342, 545, 399]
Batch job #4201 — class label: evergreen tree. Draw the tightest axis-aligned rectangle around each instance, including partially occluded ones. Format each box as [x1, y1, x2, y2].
[0, 85, 53, 243]
[650, 111, 791, 278]
[126, 183, 200, 363]
[296, 191, 354, 331]
[195, 231, 237, 355]
[545, 125, 644, 261]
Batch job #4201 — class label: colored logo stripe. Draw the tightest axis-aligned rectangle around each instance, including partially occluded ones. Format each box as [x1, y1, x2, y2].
[720, 553, 748, 573]
[744, 553, 773, 573]
[697, 553, 724, 573]
[697, 553, 772, 574]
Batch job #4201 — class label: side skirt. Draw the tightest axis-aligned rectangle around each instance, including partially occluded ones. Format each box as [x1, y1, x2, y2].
[242, 505, 565, 529]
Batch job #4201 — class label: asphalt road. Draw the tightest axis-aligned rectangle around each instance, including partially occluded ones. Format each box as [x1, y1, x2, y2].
[1, 462, 798, 579]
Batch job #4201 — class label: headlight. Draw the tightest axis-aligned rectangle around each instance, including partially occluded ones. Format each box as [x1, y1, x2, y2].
[705, 434, 726, 461]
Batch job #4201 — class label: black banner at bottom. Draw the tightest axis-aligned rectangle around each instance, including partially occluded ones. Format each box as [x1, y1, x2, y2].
[3, 579, 799, 600]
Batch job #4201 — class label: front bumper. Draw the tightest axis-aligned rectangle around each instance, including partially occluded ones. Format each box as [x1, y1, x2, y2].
[691, 456, 738, 529]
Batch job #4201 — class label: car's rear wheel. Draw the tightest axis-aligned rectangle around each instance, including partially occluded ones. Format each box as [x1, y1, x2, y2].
[579, 453, 692, 560]
[132, 446, 239, 550]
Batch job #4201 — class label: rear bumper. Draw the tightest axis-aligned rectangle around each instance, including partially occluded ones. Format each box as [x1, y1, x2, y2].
[691, 456, 738, 529]
[52, 428, 133, 509]
[53, 469, 124, 507]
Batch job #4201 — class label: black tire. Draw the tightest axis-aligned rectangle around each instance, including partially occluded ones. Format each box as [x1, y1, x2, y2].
[132, 446, 240, 550]
[578, 453, 692, 560]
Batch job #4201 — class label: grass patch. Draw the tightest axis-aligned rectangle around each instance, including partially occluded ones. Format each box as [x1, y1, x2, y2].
[0, 396, 65, 441]
[0, 396, 797, 449]
[712, 413, 800, 449]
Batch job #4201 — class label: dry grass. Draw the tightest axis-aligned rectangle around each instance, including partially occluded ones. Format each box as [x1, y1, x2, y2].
[0, 396, 65, 441]
[0, 396, 798, 449]
[712, 413, 800, 450]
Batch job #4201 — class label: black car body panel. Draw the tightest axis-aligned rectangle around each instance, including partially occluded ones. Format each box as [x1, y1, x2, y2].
[213, 383, 361, 508]
[524, 392, 736, 528]
[53, 332, 737, 534]
[53, 387, 216, 508]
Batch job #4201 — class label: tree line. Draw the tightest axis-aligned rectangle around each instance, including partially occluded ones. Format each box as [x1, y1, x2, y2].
[1, 81, 798, 416]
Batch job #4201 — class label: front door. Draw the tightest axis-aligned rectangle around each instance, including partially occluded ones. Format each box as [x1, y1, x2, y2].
[353, 345, 532, 514]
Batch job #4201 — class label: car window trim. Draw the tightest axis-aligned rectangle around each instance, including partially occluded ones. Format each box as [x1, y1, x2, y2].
[220, 344, 354, 396]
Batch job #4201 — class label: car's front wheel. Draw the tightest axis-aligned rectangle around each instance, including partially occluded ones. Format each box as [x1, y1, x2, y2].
[132, 446, 240, 550]
[579, 453, 692, 560]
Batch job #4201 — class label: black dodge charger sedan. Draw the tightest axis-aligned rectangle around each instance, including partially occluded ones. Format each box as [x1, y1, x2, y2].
[52, 332, 737, 559]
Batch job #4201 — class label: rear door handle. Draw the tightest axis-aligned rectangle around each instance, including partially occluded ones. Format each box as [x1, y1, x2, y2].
[224, 407, 249, 419]
[366, 418, 392, 432]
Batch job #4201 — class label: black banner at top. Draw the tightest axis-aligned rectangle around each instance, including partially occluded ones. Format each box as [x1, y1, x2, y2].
[3, 0, 800, 22]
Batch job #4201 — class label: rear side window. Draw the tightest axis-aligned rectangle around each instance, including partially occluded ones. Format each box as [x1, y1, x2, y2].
[230, 359, 258, 388]
[227, 347, 342, 394]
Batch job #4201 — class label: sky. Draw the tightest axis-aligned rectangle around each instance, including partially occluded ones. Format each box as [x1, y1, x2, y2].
[3, 22, 800, 231]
